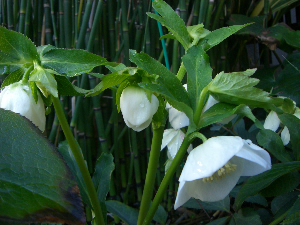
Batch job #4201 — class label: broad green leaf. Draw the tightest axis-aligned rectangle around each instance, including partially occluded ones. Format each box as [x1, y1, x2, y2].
[282, 196, 300, 225]
[272, 0, 300, 13]
[29, 65, 58, 97]
[55, 75, 89, 96]
[199, 24, 250, 51]
[279, 113, 300, 160]
[130, 50, 195, 129]
[1, 66, 25, 88]
[183, 196, 230, 212]
[260, 171, 300, 197]
[106, 63, 126, 72]
[229, 208, 262, 225]
[284, 30, 300, 49]
[208, 71, 272, 108]
[41, 48, 107, 77]
[92, 153, 114, 202]
[183, 45, 212, 111]
[227, 15, 264, 36]
[147, 0, 190, 50]
[0, 26, 38, 73]
[234, 162, 300, 210]
[58, 141, 91, 209]
[198, 103, 256, 128]
[0, 109, 85, 224]
[256, 129, 293, 163]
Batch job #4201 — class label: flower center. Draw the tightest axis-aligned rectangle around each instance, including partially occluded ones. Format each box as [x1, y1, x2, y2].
[202, 162, 237, 183]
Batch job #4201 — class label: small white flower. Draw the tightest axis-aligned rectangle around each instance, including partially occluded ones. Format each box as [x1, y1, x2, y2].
[120, 86, 159, 132]
[166, 84, 189, 130]
[161, 129, 193, 173]
[174, 136, 271, 209]
[0, 82, 46, 131]
[166, 103, 189, 130]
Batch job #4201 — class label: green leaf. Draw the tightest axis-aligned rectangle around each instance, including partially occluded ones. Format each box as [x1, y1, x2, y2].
[282, 196, 300, 225]
[105, 201, 138, 225]
[199, 24, 250, 51]
[229, 208, 262, 225]
[0, 109, 85, 225]
[92, 153, 114, 202]
[1, 66, 25, 88]
[256, 129, 293, 163]
[227, 15, 264, 36]
[29, 65, 58, 97]
[198, 103, 256, 128]
[187, 24, 211, 46]
[55, 75, 89, 96]
[208, 71, 272, 108]
[0, 26, 38, 73]
[183, 45, 212, 111]
[271, 192, 299, 219]
[147, 0, 190, 50]
[58, 141, 91, 209]
[260, 171, 300, 197]
[41, 48, 107, 77]
[275, 55, 300, 105]
[234, 162, 300, 210]
[278, 113, 300, 160]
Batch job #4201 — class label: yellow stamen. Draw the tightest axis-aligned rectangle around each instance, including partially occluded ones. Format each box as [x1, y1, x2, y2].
[202, 162, 237, 183]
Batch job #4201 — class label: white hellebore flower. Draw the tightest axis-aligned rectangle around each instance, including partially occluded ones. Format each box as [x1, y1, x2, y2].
[174, 136, 271, 209]
[0, 81, 46, 131]
[166, 84, 189, 130]
[264, 109, 300, 145]
[120, 86, 159, 132]
[161, 129, 193, 172]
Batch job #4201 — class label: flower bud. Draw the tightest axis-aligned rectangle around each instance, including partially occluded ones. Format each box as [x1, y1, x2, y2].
[120, 86, 159, 132]
[0, 82, 46, 131]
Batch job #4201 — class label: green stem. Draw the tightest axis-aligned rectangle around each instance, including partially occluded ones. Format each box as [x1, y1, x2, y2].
[176, 62, 186, 82]
[137, 126, 164, 225]
[52, 97, 105, 225]
[193, 86, 208, 126]
[142, 133, 194, 225]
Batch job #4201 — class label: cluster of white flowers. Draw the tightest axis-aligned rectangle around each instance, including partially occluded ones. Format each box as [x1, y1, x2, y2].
[0, 82, 46, 131]
[120, 84, 273, 209]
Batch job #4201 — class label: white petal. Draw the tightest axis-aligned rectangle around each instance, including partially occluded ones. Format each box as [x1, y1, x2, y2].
[120, 86, 159, 132]
[235, 139, 271, 176]
[264, 111, 280, 132]
[281, 126, 290, 146]
[161, 129, 178, 150]
[179, 136, 244, 182]
[202, 95, 219, 113]
[168, 106, 189, 130]
[174, 181, 191, 209]
[294, 107, 300, 119]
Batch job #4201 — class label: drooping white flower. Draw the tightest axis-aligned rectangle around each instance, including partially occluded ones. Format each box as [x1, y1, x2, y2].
[166, 84, 189, 130]
[0, 81, 46, 131]
[166, 103, 189, 130]
[174, 136, 271, 209]
[263, 109, 300, 146]
[161, 129, 193, 172]
[120, 86, 159, 132]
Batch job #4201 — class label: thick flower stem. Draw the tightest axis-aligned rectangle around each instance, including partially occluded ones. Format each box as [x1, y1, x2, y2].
[137, 126, 164, 225]
[176, 62, 186, 82]
[142, 134, 193, 225]
[52, 97, 105, 225]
